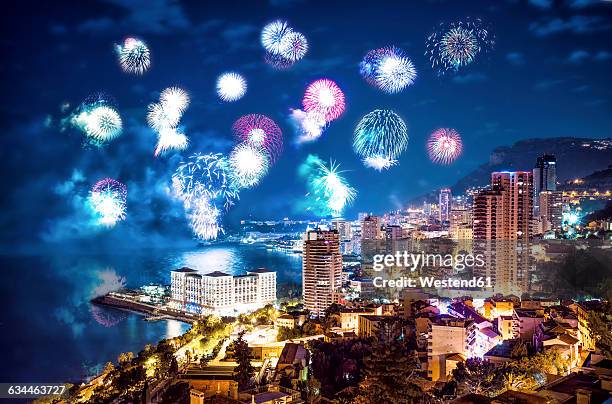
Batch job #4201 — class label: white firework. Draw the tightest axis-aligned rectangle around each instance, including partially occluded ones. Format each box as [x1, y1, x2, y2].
[229, 143, 270, 188]
[146, 102, 181, 131]
[216, 72, 247, 102]
[188, 197, 223, 241]
[160, 87, 190, 115]
[280, 31, 308, 62]
[117, 37, 151, 75]
[376, 53, 417, 94]
[154, 127, 189, 156]
[261, 20, 293, 55]
[84, 106, 123, 141]
[363, 155, 398, 171]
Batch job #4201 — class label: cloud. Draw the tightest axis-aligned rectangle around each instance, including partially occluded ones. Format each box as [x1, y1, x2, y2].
[78, 0, 190, 34]
[452, 73, 488, 84]
[528, 0, 553, 8]
[529, 15, 612, 36]
[506, 52, 526, 66]
[534, 79, 564, 90]
[269, 0, 305, 6]
[567, 49, 612, 63]
[567, 50, 591, 63]
[566, 0, 601, 8]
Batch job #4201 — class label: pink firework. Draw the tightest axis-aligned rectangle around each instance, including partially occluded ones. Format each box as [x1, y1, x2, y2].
[232, 114, 283, 163]
[302, 79, 346, 122]
[427, 128, 463, 164]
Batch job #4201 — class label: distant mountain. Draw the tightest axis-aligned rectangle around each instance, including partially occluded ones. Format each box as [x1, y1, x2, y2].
[559, 166, 612, 191]
[452, 137, 612, 193]
[410, 137, 612, 204]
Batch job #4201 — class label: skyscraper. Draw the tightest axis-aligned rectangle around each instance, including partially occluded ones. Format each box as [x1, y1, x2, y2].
[490, 171, 534, 239]
[533, 154, 556, 216]
[439, 188, 451, 223]
[302, 229, 343, 317]
[361, 215, 383, 240]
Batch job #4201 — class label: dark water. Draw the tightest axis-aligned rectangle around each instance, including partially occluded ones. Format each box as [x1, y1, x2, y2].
[0, 243, 302, 383]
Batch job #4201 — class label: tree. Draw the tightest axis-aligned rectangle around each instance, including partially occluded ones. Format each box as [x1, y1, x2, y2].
[355, 340, 424, 403]
[589, 308, 612, 358]
[452, 358, 505, 397]
[118, 352, 134, 366]
[232, 331, 254, 390]
[510, 340, 528, 359]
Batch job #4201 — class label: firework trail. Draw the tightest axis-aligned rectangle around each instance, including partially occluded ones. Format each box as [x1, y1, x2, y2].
[289, 109, 327, 144]
[426, 18, 494, 75]
[299, 155, 356, 217]
[115, 37, 151, 75]
[427, 128, 463, 164]
[216, 72, 247, 102]
[359, 47, 416, 93]
[303, 79, 346, 122]
[232, 114, 282, 163]
[188, 196, 224, 241]
[172, 153, 239, 210]
[353, 109, 408, 170]
[88, 178, 127, 227]
[154, 127, 189, 156]
[229, 143, 270, 189]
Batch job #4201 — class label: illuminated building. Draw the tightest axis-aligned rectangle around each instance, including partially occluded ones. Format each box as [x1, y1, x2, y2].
[302, 229, 343, 317]
[537, 190, 563, 233]
[439, 188, 452, 224]
[427, 316, 476, 381]
[332, 219, 353, 240]
[170, 267, 276, 316]
[361, 215, 383, 240]
[533, 154, 557, 216]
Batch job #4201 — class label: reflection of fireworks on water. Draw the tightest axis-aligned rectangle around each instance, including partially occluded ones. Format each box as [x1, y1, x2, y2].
[216, 72, 247, 102]
[426, 18, 494, 75]
[115, 37, 151, 75]
[91, 305, 126, 328]
[188, 197, 223, 240]
[359, 47, 416, 93]
[229, 143, 270, 189]
[261, 20, 293, 55]
[427, 128, 463, 164]
[299, 155, 356, 217]
[353, 109, 408, 169]
[173, 153, 239, 210]
[89, 178, 127, 227]
[232, 114, 282, 163]
[154, 127, 189, 156]
[290, 109, 327, 144]
[280, 32, 308, 62]
[160, 87, 190, 114]
[303, 79, 345, 122]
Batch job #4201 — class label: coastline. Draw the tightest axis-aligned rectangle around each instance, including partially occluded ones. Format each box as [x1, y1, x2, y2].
[91, 294, 197, 325]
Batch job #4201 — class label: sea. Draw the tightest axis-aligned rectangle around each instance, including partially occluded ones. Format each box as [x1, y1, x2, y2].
[0, 243, 302, 383]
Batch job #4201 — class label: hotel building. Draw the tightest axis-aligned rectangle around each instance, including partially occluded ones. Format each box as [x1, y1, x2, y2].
[302, 229, 343, 317]
[170, 267, 276, 316]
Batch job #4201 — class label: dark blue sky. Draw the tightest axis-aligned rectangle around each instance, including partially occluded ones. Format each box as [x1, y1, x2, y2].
[1, 0, 611, 250]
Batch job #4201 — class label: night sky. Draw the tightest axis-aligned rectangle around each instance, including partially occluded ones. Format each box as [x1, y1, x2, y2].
[1, 0, 611, 250]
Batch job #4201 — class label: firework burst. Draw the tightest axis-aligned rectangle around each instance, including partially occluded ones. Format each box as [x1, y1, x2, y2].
[299, 155, 356, 217]
[229, 143, 270, 189]
[147, 102, 181, 131]
[290, 109, 327, 144]
[232, 114, 282, 163]
[427, 128, 463, 164]
[115, 37, 151, 75]
[70, 99, 123, 146]
[426, 18, 494, 75]
[280, 31, 308, 62]
[303, 79, 346, 122]
[154, 127, 189, 156]
[360, 47, 416, 93]
[173, 153, 239, 210]
[188, 196, 224, 241]
[261, 20, 293, 55]
[353, 109, 408, 169]
[89, 178, 127, 227]
[216, 72, 247, 102]
[160, 87, 190, 115]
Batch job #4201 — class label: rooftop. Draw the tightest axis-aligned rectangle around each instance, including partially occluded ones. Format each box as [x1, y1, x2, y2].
[204, 271, 232, 277]
[247, 268, 274, 274]
[172, 267, 198, 273]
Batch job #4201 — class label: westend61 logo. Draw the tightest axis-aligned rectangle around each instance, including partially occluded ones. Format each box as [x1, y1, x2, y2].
[371, 251, 493, 289]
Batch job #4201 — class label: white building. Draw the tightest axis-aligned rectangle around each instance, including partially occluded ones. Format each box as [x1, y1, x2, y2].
[170, 267, 276, 316]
